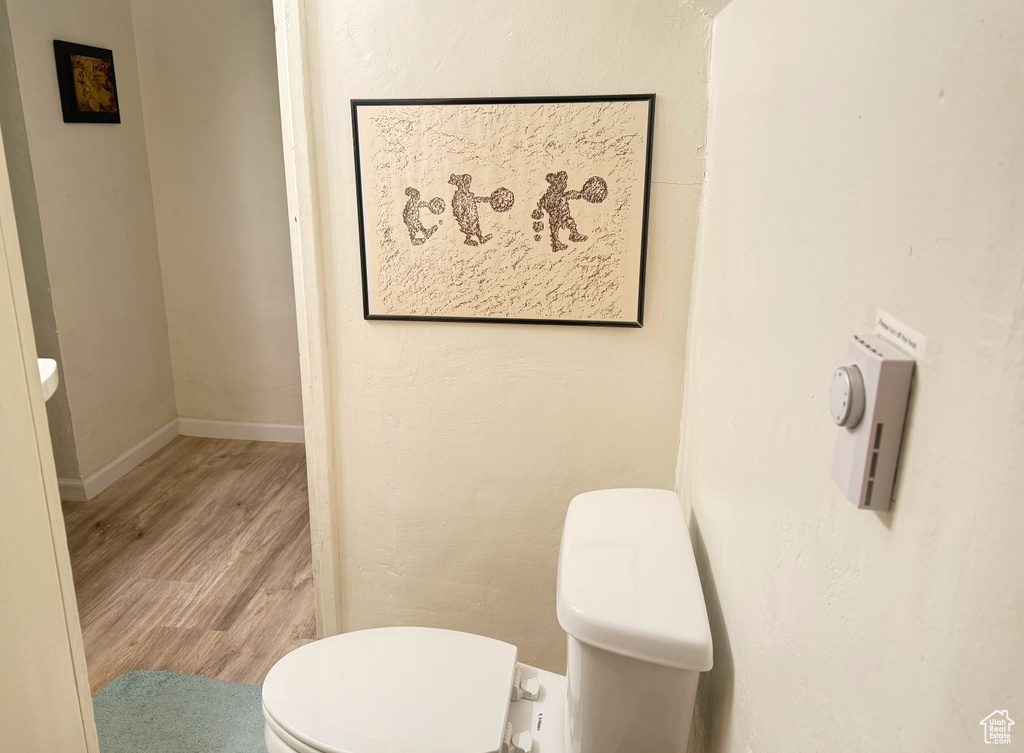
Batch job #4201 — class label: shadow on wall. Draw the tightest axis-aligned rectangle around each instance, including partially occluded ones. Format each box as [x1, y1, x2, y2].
[686, 513, 734, 753]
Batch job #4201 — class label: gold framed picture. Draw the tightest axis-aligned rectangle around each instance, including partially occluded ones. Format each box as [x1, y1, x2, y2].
[53, 40, 120, 124]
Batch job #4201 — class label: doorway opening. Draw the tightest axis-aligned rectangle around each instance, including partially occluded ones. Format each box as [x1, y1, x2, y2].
[0, 0, 317, 702]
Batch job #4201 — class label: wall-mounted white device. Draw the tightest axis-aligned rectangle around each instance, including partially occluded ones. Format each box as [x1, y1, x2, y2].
[830, 334, 914, 511]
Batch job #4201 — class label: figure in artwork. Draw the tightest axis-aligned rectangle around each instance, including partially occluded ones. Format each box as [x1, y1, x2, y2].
[448, 174, 515, 246]
[531, 171, 608, 252]
[402, 187, 445, 245]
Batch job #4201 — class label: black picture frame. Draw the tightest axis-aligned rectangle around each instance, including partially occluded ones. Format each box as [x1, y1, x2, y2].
[352, 94, 655, 328]
[53, 40, 121, 124]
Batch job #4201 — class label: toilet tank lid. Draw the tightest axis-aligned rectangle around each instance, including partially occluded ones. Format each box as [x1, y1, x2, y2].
[556, 489, 713, 671]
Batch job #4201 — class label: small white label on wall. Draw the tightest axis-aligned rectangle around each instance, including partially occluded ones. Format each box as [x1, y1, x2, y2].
[875, 310, 927, 357]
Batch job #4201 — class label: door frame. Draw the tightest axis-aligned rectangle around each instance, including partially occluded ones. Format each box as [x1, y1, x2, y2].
[0, 113, 99, 751]
[272, 0, 342, 637]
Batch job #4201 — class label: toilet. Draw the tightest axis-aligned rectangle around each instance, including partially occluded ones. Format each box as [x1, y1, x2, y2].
[262, 488, 713, 753]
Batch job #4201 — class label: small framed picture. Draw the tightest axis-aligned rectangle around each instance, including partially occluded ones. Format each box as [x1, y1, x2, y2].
[53, 40, 121, 124]
[352, 95, 655, 327]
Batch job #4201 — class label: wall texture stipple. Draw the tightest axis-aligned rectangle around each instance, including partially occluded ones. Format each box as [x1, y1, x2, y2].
[679, 0, 1024, 749]
[302, 0, 712, 669]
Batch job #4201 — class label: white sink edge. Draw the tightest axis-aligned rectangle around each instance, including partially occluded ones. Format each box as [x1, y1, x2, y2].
[38, 358, 58, 402]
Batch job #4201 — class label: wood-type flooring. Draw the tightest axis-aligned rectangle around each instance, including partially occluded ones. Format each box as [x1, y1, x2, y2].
[62, 436, 315, 693]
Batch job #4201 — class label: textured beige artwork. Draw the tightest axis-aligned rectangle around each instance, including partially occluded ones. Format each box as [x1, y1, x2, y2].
[354, 98, 653, 325]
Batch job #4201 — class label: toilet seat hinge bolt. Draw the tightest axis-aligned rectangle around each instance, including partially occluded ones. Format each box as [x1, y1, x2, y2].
[511, 731, 534, 753]
[510, 667, 540, 702]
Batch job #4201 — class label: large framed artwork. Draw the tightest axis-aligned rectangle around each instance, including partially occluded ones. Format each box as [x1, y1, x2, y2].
[53, 40, 121, 124]
[352, 95, 655, 327]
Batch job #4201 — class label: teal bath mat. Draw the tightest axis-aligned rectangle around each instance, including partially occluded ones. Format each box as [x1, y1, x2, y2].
[93, 671, 266, 752]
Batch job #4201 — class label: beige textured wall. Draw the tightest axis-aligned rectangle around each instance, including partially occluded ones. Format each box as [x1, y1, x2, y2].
[5, 0, 176, 478]
[302, 0, 712, 670]
[132, 0, 302, 426]
[679, 0, 1024, 750]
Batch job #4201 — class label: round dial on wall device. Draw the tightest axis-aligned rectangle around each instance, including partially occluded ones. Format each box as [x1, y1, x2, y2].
[830, 365, 866, 428]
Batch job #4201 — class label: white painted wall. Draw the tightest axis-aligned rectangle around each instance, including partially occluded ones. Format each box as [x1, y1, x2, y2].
[0, 0, 79, 478]
[5, 0, 177, 479]
[132, 0, 303, 428]
[299, 0, 712, 668]
[678, 0, 1024, 750]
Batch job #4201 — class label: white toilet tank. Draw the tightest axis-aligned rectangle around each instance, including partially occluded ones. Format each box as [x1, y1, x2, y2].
[556, 489, 713, 753]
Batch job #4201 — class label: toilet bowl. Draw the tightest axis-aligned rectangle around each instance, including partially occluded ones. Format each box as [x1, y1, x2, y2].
[262, 488, 713, 753]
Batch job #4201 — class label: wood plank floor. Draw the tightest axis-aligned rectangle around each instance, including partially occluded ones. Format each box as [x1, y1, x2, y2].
[62, 436, 315, 694]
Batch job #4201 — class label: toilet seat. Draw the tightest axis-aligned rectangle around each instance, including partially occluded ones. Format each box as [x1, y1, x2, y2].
[262, 626, 518, 753]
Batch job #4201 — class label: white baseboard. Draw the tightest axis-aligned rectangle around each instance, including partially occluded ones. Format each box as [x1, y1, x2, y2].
[56, 478, 88, 502]
[177, 418, 305, 444]
[58, 418, 179, 502]
[57, 417, 304, 501]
